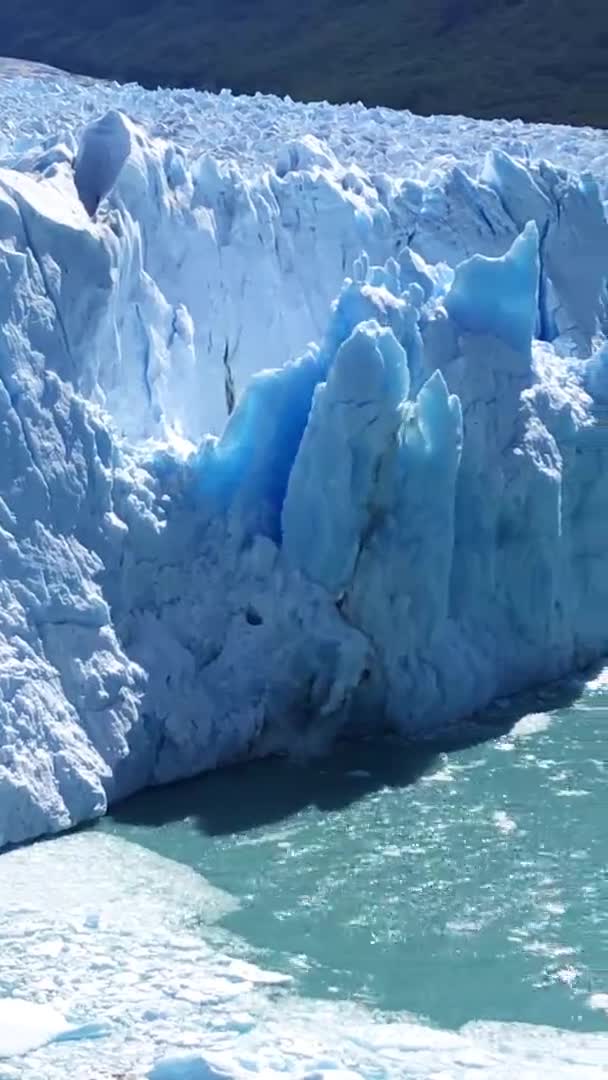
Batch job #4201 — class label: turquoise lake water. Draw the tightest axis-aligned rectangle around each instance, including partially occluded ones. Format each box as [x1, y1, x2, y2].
[102, 669, 608, 1037]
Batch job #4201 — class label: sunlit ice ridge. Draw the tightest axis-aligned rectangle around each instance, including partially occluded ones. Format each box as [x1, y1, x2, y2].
[0, 60, 608, 849]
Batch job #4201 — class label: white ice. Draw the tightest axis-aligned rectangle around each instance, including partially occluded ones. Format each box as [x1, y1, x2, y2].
[0, 62, 607, 848]
[0, 999, 70, 1058]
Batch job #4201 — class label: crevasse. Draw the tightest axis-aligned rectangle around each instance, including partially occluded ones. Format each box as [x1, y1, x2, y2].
[0, 80, 607, 848]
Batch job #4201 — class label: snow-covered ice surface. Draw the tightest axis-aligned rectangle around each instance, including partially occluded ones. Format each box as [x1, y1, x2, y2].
[0, 830, 607, 1079]
[1, 61, 608, 847]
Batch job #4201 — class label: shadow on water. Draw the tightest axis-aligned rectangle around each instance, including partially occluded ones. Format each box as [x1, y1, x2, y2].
[111, 737, 436, 836]
[110, 665, 594, 838]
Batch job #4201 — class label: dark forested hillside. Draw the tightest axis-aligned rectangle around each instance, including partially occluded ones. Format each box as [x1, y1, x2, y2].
[1, 0, 607, 127]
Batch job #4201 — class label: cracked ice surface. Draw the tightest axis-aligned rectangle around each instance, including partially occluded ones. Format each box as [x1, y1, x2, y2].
[1, 60, 608, 185]
[0, 65, 608, 847]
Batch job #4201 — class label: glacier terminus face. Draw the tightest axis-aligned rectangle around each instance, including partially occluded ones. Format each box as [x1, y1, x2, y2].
[0, 65, 607, 848]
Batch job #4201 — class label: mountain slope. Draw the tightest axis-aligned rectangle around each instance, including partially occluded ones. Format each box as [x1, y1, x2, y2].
[1, 0, 607, 127]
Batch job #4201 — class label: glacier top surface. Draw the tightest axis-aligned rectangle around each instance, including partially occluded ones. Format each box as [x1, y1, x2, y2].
[1, 57, 607, 183]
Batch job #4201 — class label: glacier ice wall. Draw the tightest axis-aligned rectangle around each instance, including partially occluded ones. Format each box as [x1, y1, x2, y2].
[0, 68, 608, 846]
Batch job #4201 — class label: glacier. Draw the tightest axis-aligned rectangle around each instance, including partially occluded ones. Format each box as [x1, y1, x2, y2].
[0, 64, 608, 848]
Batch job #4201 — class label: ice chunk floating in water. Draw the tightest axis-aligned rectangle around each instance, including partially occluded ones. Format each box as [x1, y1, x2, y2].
[0, 1000, 71, 1058]
[0, 65, 608, 847]
[0, 999, 106, 1059]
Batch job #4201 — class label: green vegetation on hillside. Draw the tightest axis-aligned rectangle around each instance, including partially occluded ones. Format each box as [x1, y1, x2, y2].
[1, 0, 607, 128]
